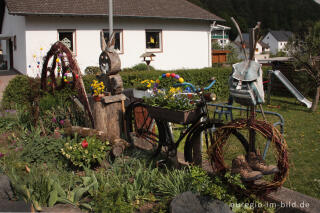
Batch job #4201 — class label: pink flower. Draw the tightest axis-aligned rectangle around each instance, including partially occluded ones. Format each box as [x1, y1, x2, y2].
[52, 117, 57, 123]
[0, 152, 5, 158]
[59, 120, 65, 125]
[81, 139, 88, 148]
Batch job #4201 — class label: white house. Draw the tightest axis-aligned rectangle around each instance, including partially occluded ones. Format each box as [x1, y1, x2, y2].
[233, 33, 270, 60]
[211, 24, 231, 48]
[262, 30, 293, 54]
[0, 0, 224, 77]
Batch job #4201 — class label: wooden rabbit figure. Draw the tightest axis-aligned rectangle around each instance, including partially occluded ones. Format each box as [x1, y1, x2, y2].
[99, 31, 123, 95]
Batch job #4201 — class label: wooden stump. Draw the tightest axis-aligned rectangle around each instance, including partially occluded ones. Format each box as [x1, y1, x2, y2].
[89, 94, 126, 140]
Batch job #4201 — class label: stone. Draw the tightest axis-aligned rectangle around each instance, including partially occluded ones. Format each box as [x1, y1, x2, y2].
[0, 200, 30, 212]
[41, 204, 83, 213]
[170, 191, 233, 213]
[0, 174, 13, 200]
[203, 199, 233, 213]
[170, 191, 205, 213]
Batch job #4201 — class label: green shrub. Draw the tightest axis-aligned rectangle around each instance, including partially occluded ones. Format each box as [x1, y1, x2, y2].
[82, 74, 97, 94]
[131, 63, 155, 71]
[1, 75, 40, 109]
[85, 66, 101, 75]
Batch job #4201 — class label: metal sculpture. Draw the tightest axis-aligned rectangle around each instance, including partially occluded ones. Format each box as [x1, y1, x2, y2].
[40, 41, 95, 128]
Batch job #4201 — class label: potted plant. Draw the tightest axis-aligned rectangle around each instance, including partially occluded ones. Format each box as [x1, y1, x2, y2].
[133, 79, 154, 98]
[90, 80, 105, 102]
[143, 87, 200, 124]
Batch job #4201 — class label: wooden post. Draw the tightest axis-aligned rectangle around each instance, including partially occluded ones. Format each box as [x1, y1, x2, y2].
[89, 94, 126, 140]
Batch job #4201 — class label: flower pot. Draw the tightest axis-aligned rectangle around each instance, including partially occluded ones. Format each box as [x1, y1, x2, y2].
[147, 106, 201, 125]
[133, 89, 152, 99]
[93, 94, 105, 102]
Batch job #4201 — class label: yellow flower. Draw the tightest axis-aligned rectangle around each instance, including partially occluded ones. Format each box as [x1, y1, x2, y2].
[85, 150, 88, 154]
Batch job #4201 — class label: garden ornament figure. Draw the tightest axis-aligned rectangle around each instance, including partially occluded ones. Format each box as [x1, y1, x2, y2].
[98, 31, 123, 95]
[99, 31, 121, 75]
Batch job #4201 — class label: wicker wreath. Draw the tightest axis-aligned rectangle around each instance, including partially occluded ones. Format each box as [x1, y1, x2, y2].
[207, 118, 289, 194]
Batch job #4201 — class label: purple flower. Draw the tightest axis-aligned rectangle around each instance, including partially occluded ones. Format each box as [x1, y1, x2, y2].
[15, 147, 23, 152]
[59, 120, 65, 125]
[52, 117, 57, 123]
[0, 152, 4, 158]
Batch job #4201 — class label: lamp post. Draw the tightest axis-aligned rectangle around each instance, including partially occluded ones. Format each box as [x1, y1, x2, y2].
[109, 0, 113, 40]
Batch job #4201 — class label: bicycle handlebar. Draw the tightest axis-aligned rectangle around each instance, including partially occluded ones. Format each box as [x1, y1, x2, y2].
[173, 78, 216, 93]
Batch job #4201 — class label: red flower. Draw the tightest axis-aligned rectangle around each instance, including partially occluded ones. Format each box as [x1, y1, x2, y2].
[81, 139, 88, 148]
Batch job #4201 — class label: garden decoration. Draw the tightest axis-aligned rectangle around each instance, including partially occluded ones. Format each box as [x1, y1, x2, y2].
[152, 72, 185, 91]
[40, 41, 94, 128]
[206, 18, 289, 194]
[140, 52, 156, 70]
[98, 31, 123, 95]
[82, 31, 126, 140]
[126, 78, 223, 166]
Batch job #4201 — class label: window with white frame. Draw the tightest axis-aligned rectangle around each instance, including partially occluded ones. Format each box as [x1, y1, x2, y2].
[103, 30, 123, 53]
[58, 30, 76, 53]
[146, 30, 162, 51]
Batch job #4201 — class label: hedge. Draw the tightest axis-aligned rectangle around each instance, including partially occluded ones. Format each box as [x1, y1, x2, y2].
[3, 66, 292, 110]
[1, 75, 95, 109]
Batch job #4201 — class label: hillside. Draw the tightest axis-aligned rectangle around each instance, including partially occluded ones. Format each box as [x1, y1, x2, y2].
[189, 0, 320, 39]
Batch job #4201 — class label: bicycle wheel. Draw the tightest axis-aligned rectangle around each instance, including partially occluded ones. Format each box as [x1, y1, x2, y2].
[125, 101, 170, 156]
[184, 120, 249, 167]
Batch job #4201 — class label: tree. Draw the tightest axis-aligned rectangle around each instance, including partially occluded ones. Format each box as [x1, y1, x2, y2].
[287, 21, 320, 112]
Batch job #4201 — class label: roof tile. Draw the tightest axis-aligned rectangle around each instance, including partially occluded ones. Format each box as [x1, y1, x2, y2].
[6, 0, 224, 21]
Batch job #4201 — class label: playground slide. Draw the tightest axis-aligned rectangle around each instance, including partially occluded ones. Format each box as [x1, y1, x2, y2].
[272, 70, 312, 108]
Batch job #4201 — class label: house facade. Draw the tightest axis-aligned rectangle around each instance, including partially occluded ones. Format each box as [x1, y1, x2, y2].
[1, 0, 223, 77]
[262, 31, 293, 54]
[233, 33, 270, 60]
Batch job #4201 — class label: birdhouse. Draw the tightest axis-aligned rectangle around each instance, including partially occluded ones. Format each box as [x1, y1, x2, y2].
[140, 52, 156, 70]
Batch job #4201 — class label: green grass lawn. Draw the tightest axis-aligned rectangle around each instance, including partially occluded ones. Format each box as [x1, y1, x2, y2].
[173, 95, 320, 199]
[262, 95, 320, 199]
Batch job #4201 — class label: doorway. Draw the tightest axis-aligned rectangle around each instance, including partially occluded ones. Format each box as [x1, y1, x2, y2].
[0, 35, 13, 72]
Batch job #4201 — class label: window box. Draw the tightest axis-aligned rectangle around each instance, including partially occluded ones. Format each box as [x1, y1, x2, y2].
[147, 106, 200, 125]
